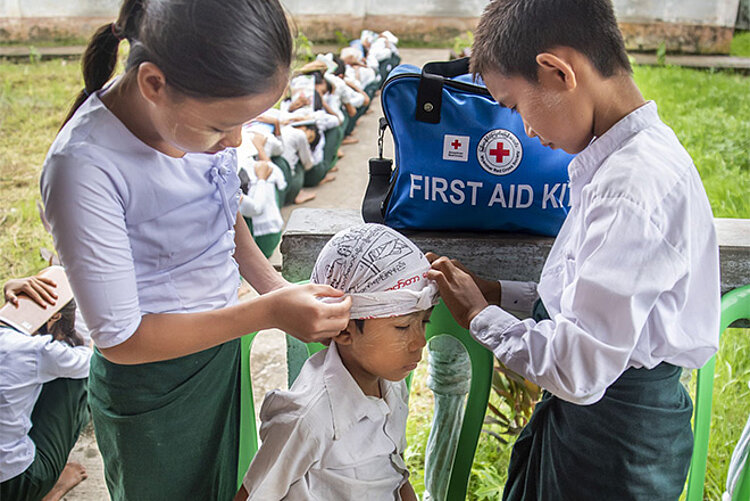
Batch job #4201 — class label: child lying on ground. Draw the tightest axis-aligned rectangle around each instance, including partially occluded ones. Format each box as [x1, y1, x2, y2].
[235, 223, 437, 501]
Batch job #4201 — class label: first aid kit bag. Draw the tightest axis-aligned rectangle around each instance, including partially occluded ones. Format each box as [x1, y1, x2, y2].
[363, 58, 575, 237]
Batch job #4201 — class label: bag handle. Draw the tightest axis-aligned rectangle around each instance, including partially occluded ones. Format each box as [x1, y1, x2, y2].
[423, 57, 471, 79]
[362, 118, 393, 224]
[416, 57, 471, 124]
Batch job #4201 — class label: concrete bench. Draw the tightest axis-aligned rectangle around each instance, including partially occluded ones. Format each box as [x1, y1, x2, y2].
[281, 208, 750, 296]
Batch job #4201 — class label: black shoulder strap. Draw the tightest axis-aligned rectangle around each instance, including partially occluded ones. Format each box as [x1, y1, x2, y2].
[362, 118, 393, 224]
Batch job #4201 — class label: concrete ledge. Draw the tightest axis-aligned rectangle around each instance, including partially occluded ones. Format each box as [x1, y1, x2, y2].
[281, 208, 750, 296]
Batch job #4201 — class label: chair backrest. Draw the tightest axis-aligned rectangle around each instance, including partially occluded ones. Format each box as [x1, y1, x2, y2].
[685, 284, 750, 501]
[236, 298, 494, 498]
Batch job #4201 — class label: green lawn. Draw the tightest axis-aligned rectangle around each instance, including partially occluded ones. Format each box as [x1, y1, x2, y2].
[1, 45, 749, 501]
[731, 30, 750, 57]
[0, 58, 82, 284]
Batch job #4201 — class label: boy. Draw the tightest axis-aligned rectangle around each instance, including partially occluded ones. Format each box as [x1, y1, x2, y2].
[236, 223, 437, 500]
[427, 1, 720, 499]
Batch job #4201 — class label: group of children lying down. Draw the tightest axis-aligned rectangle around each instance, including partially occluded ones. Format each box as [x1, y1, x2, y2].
[236, 31, 401, 259]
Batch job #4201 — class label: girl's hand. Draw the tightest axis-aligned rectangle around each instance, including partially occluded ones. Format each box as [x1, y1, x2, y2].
[3, 275, 58, 308]
[262, 283, 351, 343]
[427, 256, 489, 329]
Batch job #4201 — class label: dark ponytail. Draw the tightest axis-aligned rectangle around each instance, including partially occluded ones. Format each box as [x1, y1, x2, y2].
[62, 0, 144, 127]
[63, 0, 293, 127]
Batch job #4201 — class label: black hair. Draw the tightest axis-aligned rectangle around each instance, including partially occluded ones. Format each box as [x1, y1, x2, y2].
[312, 71, 324, 85]
[302, 124, 321, 150]
[332, 55, 346, 77]
[313, 90, 322, 111]
[63, 0, 293, 126]
[471, 0, 631, 82]
[37, 299, 83, 347]
[354, 319, 365, 332]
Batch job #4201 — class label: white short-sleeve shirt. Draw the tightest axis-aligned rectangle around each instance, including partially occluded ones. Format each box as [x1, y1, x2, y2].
[242, 343, 410, 500]
[40, 93, 242, 348]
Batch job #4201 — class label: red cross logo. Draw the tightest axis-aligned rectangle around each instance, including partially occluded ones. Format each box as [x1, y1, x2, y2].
[489, 142, 510, 163]
[451, 139, 462, 150]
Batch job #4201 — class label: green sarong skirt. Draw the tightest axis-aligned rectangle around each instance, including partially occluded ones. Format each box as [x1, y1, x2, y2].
[89, 339, 241, 501]
[0, 378, 89, 501]
[503, 362, 693, 501]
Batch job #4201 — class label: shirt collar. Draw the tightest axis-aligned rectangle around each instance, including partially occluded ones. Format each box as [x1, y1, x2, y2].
[568, 101, 660, 207]
[322, 343, 398, 440]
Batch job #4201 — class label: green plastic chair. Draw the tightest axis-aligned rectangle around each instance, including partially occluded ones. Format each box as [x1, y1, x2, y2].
[685, 284, 750, 501]
[237, 298, 494, 499]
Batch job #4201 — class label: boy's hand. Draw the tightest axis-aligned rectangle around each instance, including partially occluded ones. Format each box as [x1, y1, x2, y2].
[425, 252, 501, 306]
[427, 256, 489, 329]
[3, 275, 58, 308]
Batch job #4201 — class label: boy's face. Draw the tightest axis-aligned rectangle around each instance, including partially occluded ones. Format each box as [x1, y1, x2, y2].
[339, 309, 431, 382]
[482, 68, 594, 154]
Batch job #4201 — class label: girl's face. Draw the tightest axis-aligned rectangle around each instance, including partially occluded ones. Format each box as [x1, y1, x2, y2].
[146, 71, 287, 155]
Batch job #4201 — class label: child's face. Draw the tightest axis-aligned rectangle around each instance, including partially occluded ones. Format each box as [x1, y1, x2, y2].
[482, 69, 594, 154]
[340, 309, 431, 382]
[142, 67, 287, 155]
[303, 127, 317, 144]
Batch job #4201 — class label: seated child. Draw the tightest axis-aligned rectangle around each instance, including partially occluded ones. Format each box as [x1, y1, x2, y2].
[236, 130, 287, 258]
[236, 223, 438, 501]
[0, 271, 92, 501]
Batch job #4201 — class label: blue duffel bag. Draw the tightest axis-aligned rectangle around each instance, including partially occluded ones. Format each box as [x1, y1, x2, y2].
[362, 58, 575, 237]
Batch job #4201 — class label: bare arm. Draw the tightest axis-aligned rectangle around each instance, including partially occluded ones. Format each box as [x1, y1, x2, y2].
[320, 99, 342, 125]
[99, 283, 351, 365]
[345, 79, 371, 107]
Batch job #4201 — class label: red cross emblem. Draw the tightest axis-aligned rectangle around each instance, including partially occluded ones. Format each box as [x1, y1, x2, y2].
[451, 139, 462, 150]
[489, 142, 510, 163]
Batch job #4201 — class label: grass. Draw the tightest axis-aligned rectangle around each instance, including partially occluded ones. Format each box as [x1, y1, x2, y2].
[632, 64, 750, 219]
[731, 31, 750, 57]
[0, 40, 748, 500]
[0, 58, 83, 284]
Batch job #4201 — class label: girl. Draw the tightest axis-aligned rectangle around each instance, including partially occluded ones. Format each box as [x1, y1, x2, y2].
[39, 1, 351, 499]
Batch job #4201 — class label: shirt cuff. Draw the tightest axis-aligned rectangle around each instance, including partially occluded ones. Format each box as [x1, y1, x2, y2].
[499, 280, 538, 316]
[469, 305, 520, 353]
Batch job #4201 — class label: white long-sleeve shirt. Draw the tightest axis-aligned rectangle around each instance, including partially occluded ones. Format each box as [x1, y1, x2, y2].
[470, 101, 720, 405]
[0, 326, 91, 482]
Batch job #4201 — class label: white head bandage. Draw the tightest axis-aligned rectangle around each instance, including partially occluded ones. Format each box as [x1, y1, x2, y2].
[311, 224, 439, 319]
